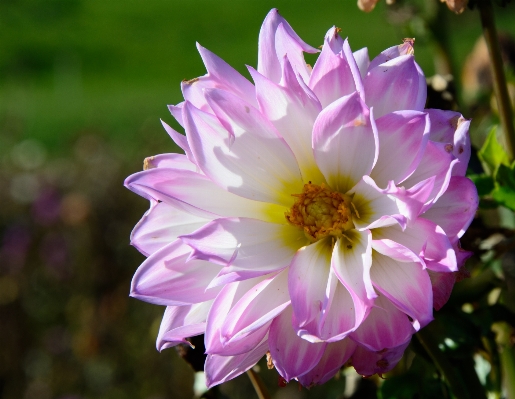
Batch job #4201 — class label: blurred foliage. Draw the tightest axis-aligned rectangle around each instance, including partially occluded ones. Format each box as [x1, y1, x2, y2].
[2, 0, 515, 398]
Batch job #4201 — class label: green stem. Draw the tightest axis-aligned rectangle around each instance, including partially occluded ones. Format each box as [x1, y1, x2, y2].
[246, 369, 270, 399]
[416, 328, 472, 399]
[478, 0, 515, 160]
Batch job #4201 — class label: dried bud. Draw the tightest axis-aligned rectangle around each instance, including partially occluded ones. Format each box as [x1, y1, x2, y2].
[440, 0, 468, 14]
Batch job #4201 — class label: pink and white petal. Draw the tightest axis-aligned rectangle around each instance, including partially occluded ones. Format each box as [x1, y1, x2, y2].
[257, 9, 318, 84]
[309, 30, 363, 108]
[402, 141, 458, 208]
[426, 109, 471, 176]
[205, 336, 269, 388]
[269, 306, 327, 381]
[353, 47, 370, 80]
[157, 301, 212, 351]
[125, 168, 285, 222]
[313, 92, 377, 193]
[350, 176, 405, 230]
[364, 55, 426, 118]
[204, 277, 269, 355]
[370, 252, 433, 329]
[160, 120, 193, 161]
[131, 201, 211, 256]
[422, 176, 478, 239]
[289, 239, 332, 330]
[130, 240, 223, 306]
[373, 218, 457, 273]
[315, 274, 358, 342]
[383, 177, 436, 220]
[350, 294, 414, 352]
[351, 340, 411, 377]
[331, 232, 376, 325]
[428, 270, 456, 311]
[371, 238, 422, 264]
[180, 218, 304, 276]
[368, 39, 415, 71]
[221, 269, 290, 345]
[168, 102, 184, 127]
[142, 153, 197, 172]
[185, 91, 303, 206]
[249, 65, 325, 183]
[298, 339, 357, 387]
[370, 111, 429, 188]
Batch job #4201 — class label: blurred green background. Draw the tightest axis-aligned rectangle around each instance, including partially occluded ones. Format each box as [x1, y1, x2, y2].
[1, 1, 515, 398]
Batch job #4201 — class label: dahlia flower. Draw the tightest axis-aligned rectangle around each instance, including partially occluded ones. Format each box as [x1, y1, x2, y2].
[125, 9, 478, 387]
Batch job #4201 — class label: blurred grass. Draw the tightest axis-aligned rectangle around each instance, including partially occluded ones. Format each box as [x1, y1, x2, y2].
[1, 1, 515, 399]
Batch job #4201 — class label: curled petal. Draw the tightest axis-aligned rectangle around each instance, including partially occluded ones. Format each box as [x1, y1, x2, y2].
[353, 47, 370, 80]
[422, 176, 478, 240]
[428, 269, 456, 311]
[312, 92, 378, 193]
[258, 9, 318, 84]
[298, 339, 357, 387]
[131, 201, 210, 256]
[157, 301, 212, 351]
[370, 111, 429, 188]
[269, 306, 327, 381]
[368, 39, 415, 71]
[350, 294, 414, 351]
[309, 30, 364, 108]
[142, 152, 196, 172]
[351, 340, 411, 377]
[370, 252, 433, 329]
[205, 336, 269, 388]
[180, 218, 305, 283]
[130, 240, 223, 306]
[364, 54, 426, 118]
[160, 120, 194, 162]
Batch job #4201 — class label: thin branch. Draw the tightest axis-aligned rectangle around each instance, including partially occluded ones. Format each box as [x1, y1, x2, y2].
[478, 0, 515, 160]
[246, 369, 271, 399]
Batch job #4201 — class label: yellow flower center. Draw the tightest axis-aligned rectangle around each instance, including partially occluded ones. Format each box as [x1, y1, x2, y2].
[285, 183, 355, 242]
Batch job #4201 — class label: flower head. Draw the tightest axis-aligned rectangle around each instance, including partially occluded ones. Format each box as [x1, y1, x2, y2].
[125, 9, 478, 387]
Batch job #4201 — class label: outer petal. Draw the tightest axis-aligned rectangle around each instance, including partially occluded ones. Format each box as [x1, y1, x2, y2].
[428, 270, 456, 311]
[268, 306, 327, 381]
[257, 9, 318, 84]
[205, 277, 270, 355]
[370, 111, 429, 188]
[370, 252, 433, 329]
[312, 92, 378, 193]
[220, 269, 290, 346]
[364, 55, 426, 118]
[184, 91, 303, 206]
[331, 231, 376, 327]
[350, 294, 414, 351]
[351, 340, 411, 377]
[142, 152, 197, 172]
[181, 44, 257, 113]
[168, 102, 184, 127]
[353, 47, 370, 80]
[426, 109, 471, 176]
[204, 336, 268, 388]
[131, 201, 210, 256]
[373, 218, 457, 273]
[160, 120, 194, 161]
[181, 218, 304, 283]
[368, 39, 415, 71]
[422, 176, 478, 240]
[124, 168, 285, 222]
[130, 240, 223, 306]
[401, 141, 458, 208]
[298, 339, 357, 387]
[309, 29, 364, 108]
[157, 301, 212, 351]
[249, 63, 324, 183]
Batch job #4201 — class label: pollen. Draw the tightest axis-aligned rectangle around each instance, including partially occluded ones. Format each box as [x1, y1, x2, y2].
[285, 183, 355, 242]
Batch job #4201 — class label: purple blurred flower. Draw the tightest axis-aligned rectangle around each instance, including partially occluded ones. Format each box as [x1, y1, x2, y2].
[125, 9, 478, 387]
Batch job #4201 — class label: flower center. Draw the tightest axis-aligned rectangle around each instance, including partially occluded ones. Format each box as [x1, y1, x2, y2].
[285, 183, 355, 242]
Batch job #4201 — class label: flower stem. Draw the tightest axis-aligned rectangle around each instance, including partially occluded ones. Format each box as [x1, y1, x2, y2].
[416, 327, 473, 399]
[478, 0, 515, 160]
[246, 369, 271, 399]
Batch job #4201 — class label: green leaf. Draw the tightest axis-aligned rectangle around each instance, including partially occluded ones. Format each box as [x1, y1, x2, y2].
[478, 126, 510, 175]
[469, 174, 495, 196]
[492, 186, 515, 211]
